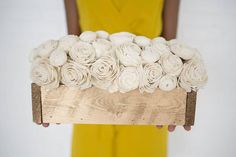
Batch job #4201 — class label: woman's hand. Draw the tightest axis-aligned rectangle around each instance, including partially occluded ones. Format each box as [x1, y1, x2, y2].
[156, 125, 191, 132]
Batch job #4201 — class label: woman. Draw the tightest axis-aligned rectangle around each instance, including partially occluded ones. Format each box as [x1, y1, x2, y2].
[39, 0, 191, 156]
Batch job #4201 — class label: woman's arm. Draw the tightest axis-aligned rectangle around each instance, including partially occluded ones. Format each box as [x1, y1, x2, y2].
[161, 0, 180, 40]
[64, 0, 81, 35]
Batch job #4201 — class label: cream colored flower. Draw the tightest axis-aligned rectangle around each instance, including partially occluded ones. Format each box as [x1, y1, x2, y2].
[179, 59, 208, 92]
[30, 59, 59, 90]
[109, 32, 135, 45]
[159, 53, 183, 76]
[118, 67, 140, 93]
[96, 30, 109, 39]
[61, 60, 91, 89]
[92, 39, 113, 58]
[134, 36, 151, 47]
[159, 74, 177, 91]
[90, 55, 119, 90]
[141, 45, 160, 63]
[69, 41, 96, 66]
[151, 42, 171, 56]
[151, 37, 167, 45]
[115, 42, 141, 66]
[58, 35, 79, 52]
[29, 40, 59, 62]
[79, 31, 97, 42]
[49, 49, 67, 67]
[139, 63, 163, 93]
[168, 39, 196, 60]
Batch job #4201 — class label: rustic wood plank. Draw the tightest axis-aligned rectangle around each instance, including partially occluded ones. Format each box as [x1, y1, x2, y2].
[31, 83, 42, 123]
[185, 91, 197, 126]
[39, 85, 188, 125]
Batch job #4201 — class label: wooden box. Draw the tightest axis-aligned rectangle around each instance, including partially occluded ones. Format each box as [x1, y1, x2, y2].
[31, 83, 197, 125]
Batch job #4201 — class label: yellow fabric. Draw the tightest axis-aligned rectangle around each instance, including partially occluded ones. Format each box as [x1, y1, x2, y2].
[72, 0, 168, 157]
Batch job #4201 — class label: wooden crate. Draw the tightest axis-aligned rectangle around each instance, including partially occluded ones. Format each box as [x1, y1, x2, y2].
[31, 83, 197, 125]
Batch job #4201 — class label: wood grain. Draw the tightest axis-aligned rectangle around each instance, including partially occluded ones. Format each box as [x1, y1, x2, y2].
[185, 91, 197, 126]
[31, 83, 42, 123]
[38, 85, 189, 125]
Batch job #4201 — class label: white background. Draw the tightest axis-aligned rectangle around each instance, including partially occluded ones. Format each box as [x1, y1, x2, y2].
[0, 0, 236, 157]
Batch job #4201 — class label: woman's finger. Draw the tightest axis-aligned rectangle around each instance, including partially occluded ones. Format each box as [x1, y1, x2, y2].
[156, 125, 163, 129]
[168, 125, 176, 132]
[183, 125, 191, 131]
[42, 123, 49, 127]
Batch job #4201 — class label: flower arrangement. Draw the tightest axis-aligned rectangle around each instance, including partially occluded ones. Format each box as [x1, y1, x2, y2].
[30, 31, 208, 93]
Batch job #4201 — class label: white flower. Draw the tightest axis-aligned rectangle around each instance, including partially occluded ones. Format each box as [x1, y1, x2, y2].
[30, 59, 59, 90]
[139, 63, 163, 93]
[69, 41, 96, 66]
[151, 37, 167, 45]
[49, 49, 67, 66]
[29, 40, 59, 62]
[115, 42, 141, 66]
[134, 36, 151, 47]
[179, 59, 208, 92]
[109, 32, 135, 45]
[79, 31, 97, 42]
[141, 45, 161, 63]
[118, 67, 140, 93]
[159, 53, 183, 76]
[96, 30, 109, 39]
[92, 39, 113, 58]
[151, 42, 171, 56]
[90, 55, 119, 90]
[58, 35, 79, 52]
[159, 74, 177, 91]
[169, 39, 196, 60]
[61, 60, 91, 89]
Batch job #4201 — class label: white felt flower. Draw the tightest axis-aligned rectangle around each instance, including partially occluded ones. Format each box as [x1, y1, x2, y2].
[151, 42, 171, 56]
[179, 59, 208, 92]
[118, 67, 140, 93]
[159, 53, 183, 76]
[69, 41, 96, 66]
[61, 60, 91, 89]
[92, 39, 113, 58]
[109, 32, 135, 45]
[115, 42, 141, 66]
[141, 45, 161, 63]
[134, 36, 151, 47]
[30, 59, 59, 90]
[139, 63, 163, 93]
[151, 37, 167, 45]
[168, 39, 196, 60]
[90, 55, 119, 90]
[159, 74, 177, 91]
[29, 40, 59, 62]
[58, 35, 79, 52]
[49, 49, 67, 66]
[79, 31, 97, 42]
[96, 30, 109, 39]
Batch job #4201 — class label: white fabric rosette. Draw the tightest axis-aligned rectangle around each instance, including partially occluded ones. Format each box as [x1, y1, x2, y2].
[49, 49, 68, 66]
[115, 42, 141, 66]
[61, 60, 91, 89]
[96, 30, 109, 39]
[159, 53, 183, 76]
[92, 39, 113, 58]
[159, 74, 177, 91]
[179, 59, 208, 92]
[139, 63, 163, 93]
[109, 32, 135, 45]
[79, 31, 97, 42]
[134, 36, 151, 47]
[30, 59, 59, 90]
[90, 55, 119, 91]
[151, 41, 171, 56]
[151, 37, 167, 45]
[118, 67, 140, 93]
[58, 35, 79, 52]
[69, 41, 96, 66]
[29, 40, 58, 62]
[168, 39, 196, 60]
[141, 45, 161, 63]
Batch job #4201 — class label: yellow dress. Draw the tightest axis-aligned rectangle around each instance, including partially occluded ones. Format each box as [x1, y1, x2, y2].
[72, 0, 168, 157]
